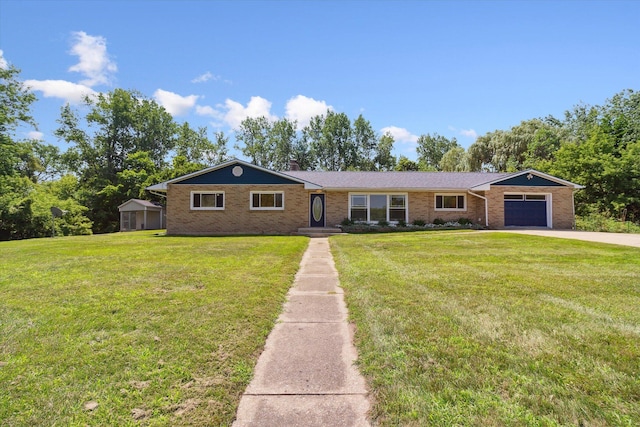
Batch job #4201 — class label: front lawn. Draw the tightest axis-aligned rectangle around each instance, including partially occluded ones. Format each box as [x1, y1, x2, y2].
[331, 232, 640, 426]
[0, 231, 308, 426]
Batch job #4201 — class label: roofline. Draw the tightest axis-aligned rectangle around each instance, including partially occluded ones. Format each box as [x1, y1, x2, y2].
[470, 169, 584, 190]
[145, 159, 322, 191]
[320, 187, 477, 192]
[117, 199, 164, 209]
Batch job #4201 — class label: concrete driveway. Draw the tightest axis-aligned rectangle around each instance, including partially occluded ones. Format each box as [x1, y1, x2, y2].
[487, 229, 640, 248]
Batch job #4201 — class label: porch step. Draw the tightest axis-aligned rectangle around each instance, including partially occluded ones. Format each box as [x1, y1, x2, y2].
[296, 227, 343, 237]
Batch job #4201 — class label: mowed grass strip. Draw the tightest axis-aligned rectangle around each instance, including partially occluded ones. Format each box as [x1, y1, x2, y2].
[331, 232, 640, 426]
[0, 231, 309, 426]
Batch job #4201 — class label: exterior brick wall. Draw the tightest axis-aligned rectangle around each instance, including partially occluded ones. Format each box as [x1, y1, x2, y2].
[166, 183, 576, 234]
[167, 183, 309, 235]
[486, 185, 576, 229]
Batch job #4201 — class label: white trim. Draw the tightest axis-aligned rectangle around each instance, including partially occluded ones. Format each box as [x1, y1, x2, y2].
[190, 191, 225, 210]
[471, 169, 584, 190]
[146, 159, 322, 192]
[434, 193, 467, 212]
[250, 191, 285, 210]
[348, 192, 408, 224]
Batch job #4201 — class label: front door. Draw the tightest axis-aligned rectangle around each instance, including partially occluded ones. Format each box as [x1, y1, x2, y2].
[309, 194, 326, 227]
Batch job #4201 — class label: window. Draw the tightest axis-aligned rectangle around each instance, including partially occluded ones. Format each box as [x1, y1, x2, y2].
[191, 191, 224, 210]
[349, 194, 407, 223]
[251, 191, 284, 210]
[435, 194, 465, 211]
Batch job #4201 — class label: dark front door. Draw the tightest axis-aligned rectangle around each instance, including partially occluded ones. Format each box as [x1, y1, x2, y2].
[309, 194, 326, 227]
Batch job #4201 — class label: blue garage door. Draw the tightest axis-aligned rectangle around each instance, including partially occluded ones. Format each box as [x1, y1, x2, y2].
[504, 195, 547, 227]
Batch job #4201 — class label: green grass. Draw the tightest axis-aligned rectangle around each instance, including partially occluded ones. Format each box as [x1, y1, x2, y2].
[331, 231, 640, 426]
[0, 231, 309, 426]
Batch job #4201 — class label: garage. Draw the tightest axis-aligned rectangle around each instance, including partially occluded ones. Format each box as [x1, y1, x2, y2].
[504, 194, 548, 227]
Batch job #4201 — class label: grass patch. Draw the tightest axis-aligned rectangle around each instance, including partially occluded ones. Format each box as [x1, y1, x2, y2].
[331, 231, 640, 426]
[0, 231, 308, 426]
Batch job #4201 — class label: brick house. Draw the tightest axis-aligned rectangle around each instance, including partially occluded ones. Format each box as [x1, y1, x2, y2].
[146, 159, 583, 235]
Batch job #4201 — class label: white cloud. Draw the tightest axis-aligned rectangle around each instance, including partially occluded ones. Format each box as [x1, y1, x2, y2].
[24, 79, 97, 104]
[0, 50, 8, 69]
[68, 31, 117, 87]
[28, 131, 44, 140]
[460, 128, 478, 139]
[380, 126, 419, 144]
[221, 96, 277, 129]
[285, 95, 332, 130]
[195, 104, 220, 118]
[192, 71, 214, 83]
[153, 89, 199, 116]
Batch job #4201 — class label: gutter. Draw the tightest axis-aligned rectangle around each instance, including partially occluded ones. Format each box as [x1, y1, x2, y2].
[467, 191, 488, 228]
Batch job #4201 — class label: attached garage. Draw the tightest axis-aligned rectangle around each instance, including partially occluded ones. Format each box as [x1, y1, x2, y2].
[504, 194, 549, 227]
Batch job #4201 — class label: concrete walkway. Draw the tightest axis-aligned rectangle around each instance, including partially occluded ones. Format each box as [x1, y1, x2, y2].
[233, 238, 370, 427]
[487, 229, 640, 248]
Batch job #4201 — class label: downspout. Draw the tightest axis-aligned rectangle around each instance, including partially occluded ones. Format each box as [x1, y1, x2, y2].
[572, 189, 577, 230]
[468, 191, 488, 228]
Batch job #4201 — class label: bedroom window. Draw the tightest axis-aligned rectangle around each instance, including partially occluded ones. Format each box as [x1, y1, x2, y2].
[349, 194, 407, 223]
[435, 194, 465, 211]
[191, 191, 224, 210]
[251, 191, 284, 210]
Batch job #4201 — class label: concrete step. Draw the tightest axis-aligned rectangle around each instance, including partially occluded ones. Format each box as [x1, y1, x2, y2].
[297, 227, 343, 237]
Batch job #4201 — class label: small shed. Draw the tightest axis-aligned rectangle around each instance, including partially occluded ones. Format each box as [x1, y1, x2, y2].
[118, 199, 165, 231]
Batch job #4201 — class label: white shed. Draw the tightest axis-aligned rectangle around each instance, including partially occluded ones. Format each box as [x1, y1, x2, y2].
[118, 199, 165, 231]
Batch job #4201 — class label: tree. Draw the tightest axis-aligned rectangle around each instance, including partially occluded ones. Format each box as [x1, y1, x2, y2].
[175, 123, 228, 166]
[1, 63, 90, 239]
[439, 146, 468, 171]
[234, 116, 273, 167]
[55, 89, 179, 233]
[352, 114, 377, 170]
[375, 132, 396, 171]
[416, 133, 459, 170]
[395, 155, 419, 171]
[269, 118, 298, 170]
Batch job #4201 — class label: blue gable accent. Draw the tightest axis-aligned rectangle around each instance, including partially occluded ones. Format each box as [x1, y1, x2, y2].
[176, 164, 300, 185]
[493, 173, 564, 187]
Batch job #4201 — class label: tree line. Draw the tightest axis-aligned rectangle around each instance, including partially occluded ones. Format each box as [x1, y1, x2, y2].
[1, 62, 638, 239]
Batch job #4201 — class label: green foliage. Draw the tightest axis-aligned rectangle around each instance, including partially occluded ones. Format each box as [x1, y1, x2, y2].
[395, 155, 420, 171]
[396, 219, 407, 227]
[416, 133, 459, 170]
[377, 220, 389, 227]
[432, 218, 445, 225]
[576, 213, 640, 233]
[457, 217, 472, 225]
[411, 218, 426, 226]
[341, 217, 354, 226]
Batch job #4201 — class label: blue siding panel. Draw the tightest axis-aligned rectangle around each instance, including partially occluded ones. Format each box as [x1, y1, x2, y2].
[493, 174, 563, 187]
[177, 164, 300, 185]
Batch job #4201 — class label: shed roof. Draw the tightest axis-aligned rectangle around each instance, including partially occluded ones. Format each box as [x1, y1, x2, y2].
[118, 199, 164, 211]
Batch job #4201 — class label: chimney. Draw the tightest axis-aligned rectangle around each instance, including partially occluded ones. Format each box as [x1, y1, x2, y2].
[289, 159, 300, 171]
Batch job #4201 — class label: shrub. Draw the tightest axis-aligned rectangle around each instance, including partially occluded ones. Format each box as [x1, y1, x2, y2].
[397, 219, 407, 227]
[412, 219, 426, 227]
[576, 213, 640, 233]
[377, 220, 389, 227]
[433, 218, 445, 225]
[341, 217, 354, 227]
[458, 217, 472, 225]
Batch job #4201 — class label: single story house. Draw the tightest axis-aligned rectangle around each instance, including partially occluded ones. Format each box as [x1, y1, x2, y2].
[118, 199, 165, 231]
[146, 159, 583, 235]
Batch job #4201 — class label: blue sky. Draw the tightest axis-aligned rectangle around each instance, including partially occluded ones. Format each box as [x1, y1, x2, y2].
[1, 0, 639, 160]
